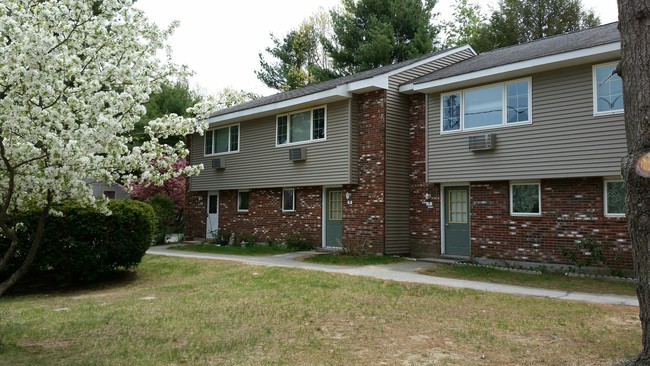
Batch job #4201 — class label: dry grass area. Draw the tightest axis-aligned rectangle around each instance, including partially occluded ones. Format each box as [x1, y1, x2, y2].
[0, 255, 641, 365]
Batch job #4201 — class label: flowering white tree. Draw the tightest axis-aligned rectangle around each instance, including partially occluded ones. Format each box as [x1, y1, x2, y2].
[0, 0, 211, 296]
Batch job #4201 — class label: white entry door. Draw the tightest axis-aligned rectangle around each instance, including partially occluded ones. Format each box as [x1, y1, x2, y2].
[206, 191, 219, 239]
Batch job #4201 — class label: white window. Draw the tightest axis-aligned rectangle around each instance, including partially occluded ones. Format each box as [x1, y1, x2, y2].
[237, 190, 249, 212]
[593, 63, 623, 115]
[441, 78, 531, 133]
[205, 125, 239, 155]
[510, 181, 541, 216]
[277, 106, 326, 145]
[604, 179, 625, 217]
[282, 188, 295, 212]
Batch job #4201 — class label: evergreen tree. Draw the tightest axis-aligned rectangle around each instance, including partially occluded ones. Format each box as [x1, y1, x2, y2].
[325, 0, 440, 75]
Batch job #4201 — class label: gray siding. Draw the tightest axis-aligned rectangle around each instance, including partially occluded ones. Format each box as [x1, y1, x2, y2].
[383, 48, 477, 254]
[426, 62, 627, 183]
[190, 100, 356, 191]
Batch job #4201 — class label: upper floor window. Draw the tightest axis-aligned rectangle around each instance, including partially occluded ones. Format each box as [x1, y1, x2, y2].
[277, 106, 326, 145]
[604, 179, 625, 217]
[594, 63, 623, 115]
[441, 78, 531, 133]
[205, 125, 239, 155]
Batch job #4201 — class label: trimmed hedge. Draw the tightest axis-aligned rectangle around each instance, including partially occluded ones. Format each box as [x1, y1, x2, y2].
[0, 199, 155, 282]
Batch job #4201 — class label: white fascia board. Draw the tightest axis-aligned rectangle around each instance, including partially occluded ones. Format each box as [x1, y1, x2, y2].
[402, 42, 620, 94]
[347, 75, 389, 93]
[205, 85, 351, 124]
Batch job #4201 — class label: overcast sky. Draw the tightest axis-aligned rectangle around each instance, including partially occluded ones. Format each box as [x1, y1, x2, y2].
[134, 0, 620, 97]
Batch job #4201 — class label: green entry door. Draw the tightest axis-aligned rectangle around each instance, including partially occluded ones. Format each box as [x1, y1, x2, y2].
[325, 188, 343, 247]
[444, 186, 470, 257]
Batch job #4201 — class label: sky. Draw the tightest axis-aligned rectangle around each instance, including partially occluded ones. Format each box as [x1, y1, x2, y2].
[134, 0, 620, 98]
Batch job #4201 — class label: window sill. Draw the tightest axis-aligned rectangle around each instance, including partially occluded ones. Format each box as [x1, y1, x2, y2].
[440, 121, 532, 135]
[204, 151, 239, 158]
[275, 138, 327, 148]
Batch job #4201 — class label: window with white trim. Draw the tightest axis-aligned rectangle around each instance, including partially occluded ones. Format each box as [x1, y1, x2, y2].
[205, 125, 239, 155]
[237, 190, 249, 212]
[604, 179, 625, 217]
[594, 63, 623, 115]
[441, 78, 531, 133]
[282, 188, 295, 212]
[510, 181, 541, 216]
[276, 106, 326, 145]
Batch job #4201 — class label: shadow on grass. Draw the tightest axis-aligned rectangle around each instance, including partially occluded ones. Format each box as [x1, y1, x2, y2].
[302, 253, 404, 266]
[3, 269, 139, 298]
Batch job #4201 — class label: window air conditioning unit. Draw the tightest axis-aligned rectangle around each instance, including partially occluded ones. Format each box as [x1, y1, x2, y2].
[211, 157, 226, 170]
[288, 147, 307, 161]
[468, 134, 496, 151]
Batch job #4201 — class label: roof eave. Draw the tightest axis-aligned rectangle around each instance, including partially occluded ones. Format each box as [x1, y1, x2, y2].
[401, 42, 621, 94]
[206, 45, 478, 125]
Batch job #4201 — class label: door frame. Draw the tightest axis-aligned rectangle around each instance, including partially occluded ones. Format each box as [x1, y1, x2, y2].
[322, 186, 343, 248]
[206, 191, 219, 239]
[440, 183, 470, 256]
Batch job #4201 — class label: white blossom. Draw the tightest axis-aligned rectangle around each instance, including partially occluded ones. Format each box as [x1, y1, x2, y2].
[0, 0, 206, 215]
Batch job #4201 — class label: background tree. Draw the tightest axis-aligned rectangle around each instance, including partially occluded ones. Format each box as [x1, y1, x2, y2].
[256, 9, 335, 91]
[440, 0, 487, 49]
[469, 0, 600, 52]
[0, 0, 212, 297]
[132, 79, 203, 146]
[617, 1, 650, 364]
[325, 0, 440, 75]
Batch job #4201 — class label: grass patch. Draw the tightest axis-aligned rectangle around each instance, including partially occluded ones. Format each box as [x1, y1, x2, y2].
[0, 255, 640, 365]
[422, 264, 637, 296]
[302, 253, 404, 265]
[167, 243, 299, 256]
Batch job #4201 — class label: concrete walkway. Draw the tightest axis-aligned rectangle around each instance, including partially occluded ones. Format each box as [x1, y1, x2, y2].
[147, 245, 639, 307]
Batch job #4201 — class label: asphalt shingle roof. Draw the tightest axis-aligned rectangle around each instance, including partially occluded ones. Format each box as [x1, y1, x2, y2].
[208, 46, 468, 118]
[410, 22, 620, 86]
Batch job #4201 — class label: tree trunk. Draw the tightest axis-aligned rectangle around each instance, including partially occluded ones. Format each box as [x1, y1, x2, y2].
[0, 192, 52, 297]
[618, 0, 650, 363]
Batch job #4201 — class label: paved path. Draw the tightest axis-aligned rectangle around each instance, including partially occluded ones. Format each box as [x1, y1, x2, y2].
[147, 245, 639, 307]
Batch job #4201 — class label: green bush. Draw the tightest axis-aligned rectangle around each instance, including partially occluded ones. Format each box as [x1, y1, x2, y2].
[0, 199, 155, 282]
[146, 195, 178, 245]
[284, 234, 313, 251]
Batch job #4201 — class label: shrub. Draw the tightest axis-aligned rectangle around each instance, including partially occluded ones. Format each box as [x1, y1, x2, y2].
[338, 235, 372, 256]
[284, 234, 312, 251]
[146, 195, 179, 244]
[562, 235, 607, 271]
[0, 199, 155, 282]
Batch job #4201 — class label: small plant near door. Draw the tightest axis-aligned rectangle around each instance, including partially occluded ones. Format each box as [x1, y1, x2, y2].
[210, 229, 230, 246]
[337, 235, 373, 256]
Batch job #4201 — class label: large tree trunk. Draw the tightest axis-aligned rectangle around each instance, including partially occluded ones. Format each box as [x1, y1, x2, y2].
[618, 0, 650, 363]
[0, 192, 52, 297]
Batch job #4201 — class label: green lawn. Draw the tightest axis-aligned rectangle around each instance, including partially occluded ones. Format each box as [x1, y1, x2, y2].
[0, 255, 641, 365]
[302, 253, 404, 265]
[422, 264, 637, 296]
[168, 243, 299, 256]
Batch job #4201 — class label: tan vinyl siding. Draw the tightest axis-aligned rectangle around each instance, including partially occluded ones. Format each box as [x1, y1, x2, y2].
[349, 97, 359, 183]
[426, 62, 626, 183]
[382, 49, 476, 254]
[190, 100, 355, 191]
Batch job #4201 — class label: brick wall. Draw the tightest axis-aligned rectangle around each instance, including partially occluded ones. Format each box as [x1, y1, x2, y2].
[185, 191, 207, 241]
[342, 91, 388, 253]
[408, 94, 441, 256]
[471, 179, 632, 269]
[217, 187, 323, 246]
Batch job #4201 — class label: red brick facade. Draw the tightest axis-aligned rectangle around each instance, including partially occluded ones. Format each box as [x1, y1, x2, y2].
[217, 187, 323, 246]
[342, 91, 388, 253]
[185, 191, 207, 241]
[470, 179, 631, 269]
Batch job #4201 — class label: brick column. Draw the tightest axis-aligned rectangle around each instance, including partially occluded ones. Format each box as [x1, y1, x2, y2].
[409, 94, 441, 257]
[343, 90, 387, 253]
